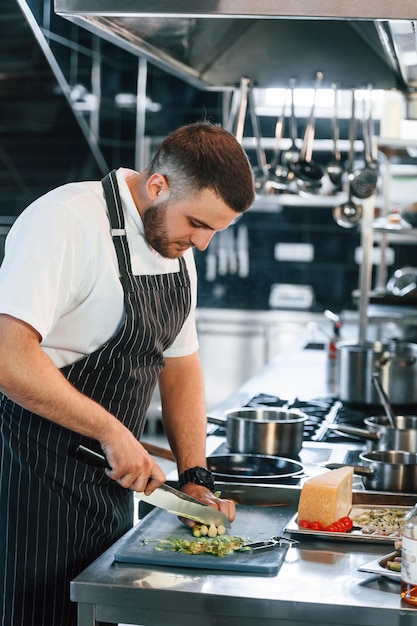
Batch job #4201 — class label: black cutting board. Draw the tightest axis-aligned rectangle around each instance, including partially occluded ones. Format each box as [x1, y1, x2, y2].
[114, 504, 291, 575]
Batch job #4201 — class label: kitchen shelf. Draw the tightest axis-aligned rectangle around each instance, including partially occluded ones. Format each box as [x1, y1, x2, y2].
[251, 191, 348, 212]
[370, 139, 417, 297]
[241, 137, 364, 153]
[353, 290, 417, 308]
[378, 137, 417, 158]
[373, 218, 417, 240]
[374, 233, 417, 245]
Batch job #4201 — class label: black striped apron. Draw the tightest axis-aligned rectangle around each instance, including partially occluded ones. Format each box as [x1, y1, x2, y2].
[0, 170, 191, 626]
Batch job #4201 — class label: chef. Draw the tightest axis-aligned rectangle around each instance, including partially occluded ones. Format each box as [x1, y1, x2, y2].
[0, 121, 255, 626]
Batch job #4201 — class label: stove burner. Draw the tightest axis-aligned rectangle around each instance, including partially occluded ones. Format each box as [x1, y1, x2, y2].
[210, 392, 417, 446]
[244, 393, 417, 444]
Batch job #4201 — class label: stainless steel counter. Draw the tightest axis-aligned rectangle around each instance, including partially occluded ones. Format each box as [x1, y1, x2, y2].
[71, 484, 417, 626]
[70, 348, 417, 625]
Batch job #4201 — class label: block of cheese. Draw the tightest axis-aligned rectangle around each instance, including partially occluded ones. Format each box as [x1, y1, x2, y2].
[297, 467, 354, 528]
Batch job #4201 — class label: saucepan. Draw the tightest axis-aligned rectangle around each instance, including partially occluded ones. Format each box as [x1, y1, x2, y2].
[327, 450, 417, 493]
[337, 340, 417, 405]
[327, 415, 417, 453]
[207, 408, 308, 457]
[207, 453, 305, 483]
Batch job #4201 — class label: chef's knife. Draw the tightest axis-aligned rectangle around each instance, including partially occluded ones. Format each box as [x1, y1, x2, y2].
[75, 444, 231, 528]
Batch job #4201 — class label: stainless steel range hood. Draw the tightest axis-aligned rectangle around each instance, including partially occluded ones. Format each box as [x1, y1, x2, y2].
[54, 1, 417, 92]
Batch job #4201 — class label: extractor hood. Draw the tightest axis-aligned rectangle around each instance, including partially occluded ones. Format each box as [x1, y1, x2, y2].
[54, 1, 417, 92]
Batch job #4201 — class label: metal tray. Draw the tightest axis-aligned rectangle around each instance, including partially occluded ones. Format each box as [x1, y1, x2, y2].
[284, 505, 410, 544]
[358, 550, 401, 581]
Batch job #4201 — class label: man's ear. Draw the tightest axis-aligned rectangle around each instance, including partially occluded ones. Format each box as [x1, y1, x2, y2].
[146, 173, 169, 201]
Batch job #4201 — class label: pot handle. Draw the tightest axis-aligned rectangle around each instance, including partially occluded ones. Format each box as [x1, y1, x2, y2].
[207, 414, 227, 426]
[377, 348, 417, 368]
[377, 356, 416, 367]
[325, 462, 373, 476]
[142, 442, 176, 462]
[394, 357, 416, 367]
[326, 424, 379, 441]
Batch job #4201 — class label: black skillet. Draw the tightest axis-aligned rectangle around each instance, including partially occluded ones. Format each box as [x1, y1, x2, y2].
[207, 453, 305, 483]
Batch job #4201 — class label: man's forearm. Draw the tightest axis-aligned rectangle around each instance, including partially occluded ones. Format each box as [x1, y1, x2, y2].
[159, 352, 208, 473]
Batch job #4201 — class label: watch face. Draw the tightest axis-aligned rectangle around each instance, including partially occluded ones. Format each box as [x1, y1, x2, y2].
[195, 468, 210, 482]
[179, 466, 214, 491]
[178, 467, 214, 491]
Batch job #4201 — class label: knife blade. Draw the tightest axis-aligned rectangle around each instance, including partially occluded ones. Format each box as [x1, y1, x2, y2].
[75, 444, 231, 528]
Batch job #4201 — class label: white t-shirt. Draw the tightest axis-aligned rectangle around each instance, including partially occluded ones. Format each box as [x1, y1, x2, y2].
[0, 168, 199, 368]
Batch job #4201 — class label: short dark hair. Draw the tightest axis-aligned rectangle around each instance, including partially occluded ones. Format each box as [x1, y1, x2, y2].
[147, 122, 255, 213]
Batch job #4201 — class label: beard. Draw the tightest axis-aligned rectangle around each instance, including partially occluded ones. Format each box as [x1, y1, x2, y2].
[142, 201, 185, 259]
[142, 201, 192, 259]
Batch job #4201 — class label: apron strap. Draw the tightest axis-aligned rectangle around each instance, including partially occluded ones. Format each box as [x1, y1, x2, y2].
[102, 170, 136, 291]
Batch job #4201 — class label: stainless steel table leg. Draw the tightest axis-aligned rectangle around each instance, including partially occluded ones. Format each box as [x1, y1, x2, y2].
[77, 602, 97, 626]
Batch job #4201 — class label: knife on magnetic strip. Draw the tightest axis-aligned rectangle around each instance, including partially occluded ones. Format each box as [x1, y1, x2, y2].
[75, 444, 231, 528]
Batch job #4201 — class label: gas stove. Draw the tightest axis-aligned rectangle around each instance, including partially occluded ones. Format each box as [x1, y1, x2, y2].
[208, 392, 417, 474]
[244, 393, 381, 443]
[210, 392, 387, 444]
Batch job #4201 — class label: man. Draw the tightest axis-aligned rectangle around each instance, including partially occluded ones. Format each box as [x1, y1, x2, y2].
[0, 121, 255, 626]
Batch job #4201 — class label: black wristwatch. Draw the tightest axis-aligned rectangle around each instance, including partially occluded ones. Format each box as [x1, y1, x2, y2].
[178, 466, 215, 492]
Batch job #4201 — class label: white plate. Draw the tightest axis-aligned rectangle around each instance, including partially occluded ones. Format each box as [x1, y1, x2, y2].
[284, 505, 410, 544]
[358, 550, 401, 581]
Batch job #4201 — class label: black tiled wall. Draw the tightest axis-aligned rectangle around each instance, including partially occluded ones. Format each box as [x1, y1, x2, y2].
[195, 205, 416, 313]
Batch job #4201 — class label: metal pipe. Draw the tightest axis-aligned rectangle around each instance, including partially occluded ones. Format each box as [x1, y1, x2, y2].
[358, 195, 376, 345]
[17, 0, 109, 174]
[135, 56, 148, 172]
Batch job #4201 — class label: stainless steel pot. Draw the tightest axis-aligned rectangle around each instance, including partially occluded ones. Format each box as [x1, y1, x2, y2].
[328, 450, 417, 493]
[359, 450, 417, 493]
[337, 340, 417, 404]
[207, 408, 307, 457]
[328, 415, 417, 452]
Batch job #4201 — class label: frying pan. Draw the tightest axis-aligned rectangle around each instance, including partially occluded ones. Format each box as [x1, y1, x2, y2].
[207, 407, 308, 457]
[207, 453, 305, 483]
[327, 415, 417, 452]
[327, 450, 417, 493]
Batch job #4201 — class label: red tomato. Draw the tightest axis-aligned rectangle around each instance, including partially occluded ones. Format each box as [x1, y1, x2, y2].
[298, 519, 311, 528]
[332, 521, 345, 532]
[324, 524, 337, 532]
[339, 516, 353, 531]
[309, 521, 323, 531]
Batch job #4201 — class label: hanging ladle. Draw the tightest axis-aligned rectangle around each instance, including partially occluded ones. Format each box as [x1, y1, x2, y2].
[332, 193, 362, 228]
[371, 373, 396, 429]
[290, 71, 324, 192]
[247, 82, 271, 192]
[366, 85, 379, 173]
[349, 94, 378, 200]
[265, 97, 292, 191]
[282, 78, 301, 168]
[332, 90, 362, 228]
[227, 77, 270, 193]
[326, 84, 344, 189]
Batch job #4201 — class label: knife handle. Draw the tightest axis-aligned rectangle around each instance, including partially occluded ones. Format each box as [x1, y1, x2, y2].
[75, 444, 111, 469]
